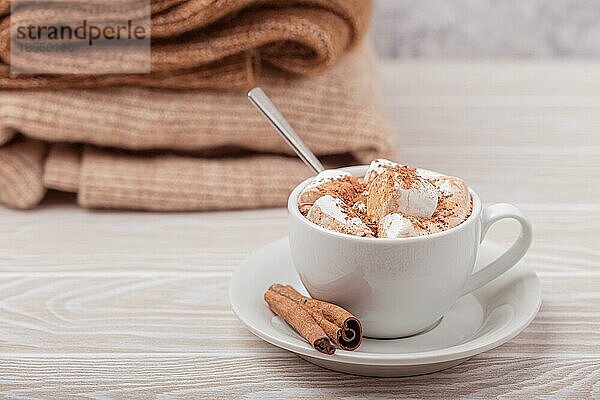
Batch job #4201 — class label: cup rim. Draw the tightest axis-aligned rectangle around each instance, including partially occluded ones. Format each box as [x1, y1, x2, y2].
[288, 165, 482, 243]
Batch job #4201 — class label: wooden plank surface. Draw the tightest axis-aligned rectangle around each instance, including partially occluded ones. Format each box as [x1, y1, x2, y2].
[1, 61, 599, 398]
[381, 62, 600, 204]
[2, 203, 598, 275]
[0, 356, 598, 399]
[0, 275, 597, 356]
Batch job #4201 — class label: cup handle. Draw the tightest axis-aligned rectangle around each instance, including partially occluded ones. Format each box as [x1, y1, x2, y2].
[460, 203, 533, 296]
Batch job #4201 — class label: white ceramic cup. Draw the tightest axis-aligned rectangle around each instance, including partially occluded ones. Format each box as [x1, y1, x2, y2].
[288, 166, 533, 338]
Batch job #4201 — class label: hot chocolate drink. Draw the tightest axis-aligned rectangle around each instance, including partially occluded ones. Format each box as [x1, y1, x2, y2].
[298, 159, 472, 238]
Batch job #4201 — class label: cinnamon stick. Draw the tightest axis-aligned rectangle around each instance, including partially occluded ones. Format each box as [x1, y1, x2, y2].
[265, 284, 363, 352]
[264, 287, 335, 355]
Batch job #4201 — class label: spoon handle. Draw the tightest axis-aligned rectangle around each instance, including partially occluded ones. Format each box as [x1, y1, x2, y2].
[248, 87, 325, 174]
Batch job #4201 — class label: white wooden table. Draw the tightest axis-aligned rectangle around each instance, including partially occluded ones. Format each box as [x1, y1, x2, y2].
[1, 62, 598, 398]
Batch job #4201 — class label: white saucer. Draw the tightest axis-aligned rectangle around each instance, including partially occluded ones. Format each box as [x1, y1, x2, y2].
[230, 238, 541, 377]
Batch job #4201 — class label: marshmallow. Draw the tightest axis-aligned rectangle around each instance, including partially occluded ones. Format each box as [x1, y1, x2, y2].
[430, 176, 471, 228]
[299, 160, 473, 239]
[298, 169, 353, 205]
[432, 176, 469, 199]
[353, 201, 367, 214]
[378, 213, 420, 238]
[367, 169, 440, 220]
[307, 195, 374, 237]
[364, 159, 399, 183]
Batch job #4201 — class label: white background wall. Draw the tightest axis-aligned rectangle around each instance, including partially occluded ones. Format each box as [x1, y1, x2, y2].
[372, 0, 600, 58]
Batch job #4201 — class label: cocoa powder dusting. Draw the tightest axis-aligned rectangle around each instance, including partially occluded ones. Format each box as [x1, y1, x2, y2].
[315, 176, 366, 205]
[389, 165, 418, 188]
[299, 167, 472, 238]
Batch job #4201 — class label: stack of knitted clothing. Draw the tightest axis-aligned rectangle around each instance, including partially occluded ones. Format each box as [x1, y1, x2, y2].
[0, 0, 395, 210]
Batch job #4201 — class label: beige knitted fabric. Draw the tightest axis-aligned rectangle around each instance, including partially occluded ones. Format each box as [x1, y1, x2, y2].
[0, 44, 396, 210]
[0, 0, 372, 90]
[0, 139, 47, 208]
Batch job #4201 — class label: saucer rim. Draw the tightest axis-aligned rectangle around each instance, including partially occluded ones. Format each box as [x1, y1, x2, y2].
[230, 237, 541, 366]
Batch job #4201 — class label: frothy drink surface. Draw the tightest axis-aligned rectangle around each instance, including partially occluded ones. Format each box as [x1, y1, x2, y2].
[298, 159, 472, 238]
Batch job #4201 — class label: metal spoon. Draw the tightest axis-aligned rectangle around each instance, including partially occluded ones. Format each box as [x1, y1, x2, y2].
[247, 87, 324, 174]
